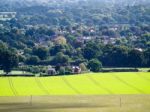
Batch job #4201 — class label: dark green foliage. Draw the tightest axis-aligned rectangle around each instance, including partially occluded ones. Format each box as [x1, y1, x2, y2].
[88, 59, 102, 72]
[50, 45, 66, 56]
[51, 52, 69, 66]
[0, 49, 18, 74]
[83, 42, 102, 60]
[128, 49, 145, 67]
[100, 46, 129, 67]
[33, 47, 49, 60]
[144, 48, 150, 66]
[59, 67, 66, 75]
[26, 56, 40, 65]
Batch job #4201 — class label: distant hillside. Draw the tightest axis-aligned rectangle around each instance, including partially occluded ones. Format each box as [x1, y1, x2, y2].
[0, 0, 150, 11]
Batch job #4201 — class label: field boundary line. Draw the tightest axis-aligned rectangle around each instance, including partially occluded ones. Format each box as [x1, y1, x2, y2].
[35, 78, 49, 95]
[113, 75, 144, 94]
[86, 75, 113, 94]
[61, 77, 81, 95]
[8, 78, 18, 96]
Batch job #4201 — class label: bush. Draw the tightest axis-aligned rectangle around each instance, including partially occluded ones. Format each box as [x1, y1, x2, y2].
[18, 65, 48, 74]
[88, 59, 102, 72]
[79, 63, 87, 72]
[59, 67, 66, 75]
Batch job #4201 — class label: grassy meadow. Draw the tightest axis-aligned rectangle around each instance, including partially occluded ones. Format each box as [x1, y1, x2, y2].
[0, 72, 150, 96]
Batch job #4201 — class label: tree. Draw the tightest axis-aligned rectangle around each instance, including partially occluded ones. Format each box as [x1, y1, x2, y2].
[47, 29, 55, 36]
[100, 46, 129, 67]
[50, 44, 66, 56]
[83, 42, 102, 60]
[66, 35, 76, 43]
[54, 36, 67, 45]
[127, 49, 144, 67]
[33, 46, 49, 60]
[59, 67, 66, 75]
[0, 43, 18, 74]
[144, 48, 150, 66]
[26, 56, 40, 65]
[88, 59, 102, 72]
[0, 50, 18, 74]
[30, 66, 40, 74]
[51, 52, 69, 65]
[79, 63, 87, 72]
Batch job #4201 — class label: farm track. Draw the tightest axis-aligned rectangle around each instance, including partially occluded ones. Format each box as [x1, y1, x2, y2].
[86, 75, 113, 94]
[113, 75, 144, 94]
[8, 78, 18, 96]
[61, 77, 81, 94]
[35, 78, 50, 95]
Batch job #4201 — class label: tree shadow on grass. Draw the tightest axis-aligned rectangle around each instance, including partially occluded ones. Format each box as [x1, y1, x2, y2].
[0, 102, 114, 112]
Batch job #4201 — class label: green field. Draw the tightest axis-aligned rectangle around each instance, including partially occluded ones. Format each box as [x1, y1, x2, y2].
[0, 72, 150, 96]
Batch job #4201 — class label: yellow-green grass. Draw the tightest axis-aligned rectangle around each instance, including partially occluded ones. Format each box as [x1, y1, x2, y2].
[0, 72, 150, 96]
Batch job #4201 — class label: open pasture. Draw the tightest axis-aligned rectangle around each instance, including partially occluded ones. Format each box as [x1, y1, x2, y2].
[0, 72, 150, 96]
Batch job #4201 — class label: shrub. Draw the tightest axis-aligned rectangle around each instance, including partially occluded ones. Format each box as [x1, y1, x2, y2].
[88, 59, 102, 72]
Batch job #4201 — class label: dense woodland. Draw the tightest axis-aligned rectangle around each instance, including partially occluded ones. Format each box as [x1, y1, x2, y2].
[0, 0, 150, 74]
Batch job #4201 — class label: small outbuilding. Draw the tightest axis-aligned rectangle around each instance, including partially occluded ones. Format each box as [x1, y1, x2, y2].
[47, 68, 56, 76]
[72, 66, 81, 74]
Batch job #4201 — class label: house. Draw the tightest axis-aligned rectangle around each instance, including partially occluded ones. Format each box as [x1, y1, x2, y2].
[0, 12, 16, 21]
[134, 48, 143, 52]
[72, 66, 81, 74]
[47, 68, 56, 75]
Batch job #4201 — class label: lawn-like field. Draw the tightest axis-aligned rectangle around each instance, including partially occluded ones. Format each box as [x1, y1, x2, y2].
[0, 72, 150, 96]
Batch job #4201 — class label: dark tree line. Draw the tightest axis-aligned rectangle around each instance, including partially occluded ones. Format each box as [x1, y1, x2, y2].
[0, 42, 18, 74]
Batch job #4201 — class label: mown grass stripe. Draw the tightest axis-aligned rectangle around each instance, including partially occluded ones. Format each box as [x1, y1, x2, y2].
[137, 73, 150, 82]
[8, 78, 18, 96]
[113, 75, 144, 94]
[61, 77, 81, 95]
[35, 78, 49, 95]
[87, 75, 113, 94]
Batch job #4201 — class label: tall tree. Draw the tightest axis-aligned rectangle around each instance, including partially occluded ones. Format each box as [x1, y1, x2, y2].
[128, 49, 144, 67]
[0, 50, 18, 74]
[51, 52, 69, 66]
[33, 46, 49, 60]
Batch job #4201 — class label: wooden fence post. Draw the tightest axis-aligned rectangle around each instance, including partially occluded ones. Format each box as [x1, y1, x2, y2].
[30, 95, 32, 106]
[120, 97, 122, 107]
